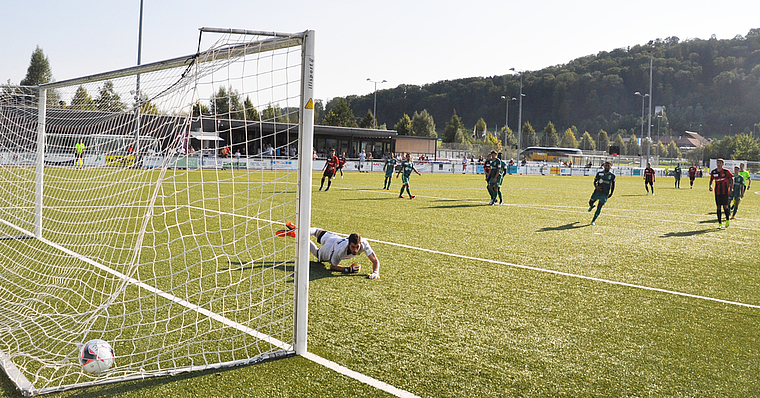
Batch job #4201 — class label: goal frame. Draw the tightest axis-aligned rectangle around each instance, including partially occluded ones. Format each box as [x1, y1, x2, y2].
[0, 28, 315, 396]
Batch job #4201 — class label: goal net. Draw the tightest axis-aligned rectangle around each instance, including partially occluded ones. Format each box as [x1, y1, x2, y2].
[0, 29, 314, 396]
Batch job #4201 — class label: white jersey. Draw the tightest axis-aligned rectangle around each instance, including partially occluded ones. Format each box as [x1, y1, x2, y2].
[314, 232, 374, 266]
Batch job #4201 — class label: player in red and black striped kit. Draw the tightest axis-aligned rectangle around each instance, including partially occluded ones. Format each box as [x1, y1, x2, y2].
[688, 164, 698, 189]
[644, 162, 655, 195]
[709, 158, 734, 228]
[336, 152, 347, 179]
[320, 149, 339, 191]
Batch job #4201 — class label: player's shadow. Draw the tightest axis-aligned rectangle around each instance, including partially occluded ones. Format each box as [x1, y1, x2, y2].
[620, 194, 645, 197]
[537, 221, 588, 232]
[428, 200, 489, 208]
[344, 196, 399, 201]
[308, 261, 364, 280]
[221, 260, 359, 281]
[660, 229, 714, 238]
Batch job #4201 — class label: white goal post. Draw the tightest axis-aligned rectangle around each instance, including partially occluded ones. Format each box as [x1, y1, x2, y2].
[0, 28, 314, 396]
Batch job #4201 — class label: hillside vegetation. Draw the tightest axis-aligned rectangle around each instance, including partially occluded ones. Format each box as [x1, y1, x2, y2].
[337, 29, 760, 141]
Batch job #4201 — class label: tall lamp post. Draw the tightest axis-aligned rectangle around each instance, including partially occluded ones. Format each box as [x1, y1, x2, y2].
[635, 91, 649, 164]
[366, 78, 386, 129]
[501, 95, 516, 151]
[646, 49, 654, 166]
[510, 68, 526, 157]
[133, 0, 145, 168]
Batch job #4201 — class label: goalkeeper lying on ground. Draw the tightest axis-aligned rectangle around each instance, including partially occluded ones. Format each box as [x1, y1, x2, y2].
[277, 222, 381, 279]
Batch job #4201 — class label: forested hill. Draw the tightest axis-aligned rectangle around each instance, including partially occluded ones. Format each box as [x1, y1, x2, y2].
[339, 29, 760, 139]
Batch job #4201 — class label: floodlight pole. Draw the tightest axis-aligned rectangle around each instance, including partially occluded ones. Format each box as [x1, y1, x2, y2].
[367, 78, 386, 129]
[635, 91, 649, 165]
[646, 49, 653, 166]
[510, 69, 525, 158]
[134, 0, 144, 168]
[501, 95, 516, 156]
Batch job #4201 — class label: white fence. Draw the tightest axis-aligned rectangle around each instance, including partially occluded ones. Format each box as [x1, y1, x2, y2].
[4, 152, 756, 179]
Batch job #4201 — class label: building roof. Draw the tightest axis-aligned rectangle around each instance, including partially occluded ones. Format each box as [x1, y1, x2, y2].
[660, 131, 709, 148]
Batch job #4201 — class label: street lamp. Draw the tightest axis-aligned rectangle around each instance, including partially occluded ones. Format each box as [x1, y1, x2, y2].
[367, 78, 387, 129]
[133, 0, 145, 168]
[635, 91, 649, 162]
[510, 68, 525, 157]
[646, 47, 654, 165]
[501, 95, 516, 149]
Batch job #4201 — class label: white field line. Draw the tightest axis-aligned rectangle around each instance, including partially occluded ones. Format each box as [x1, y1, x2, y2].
[316, 185, 760, 309]
[360, 235, 760, 310]
[0, 213, 419, 398]
[322, 183, 760, 230]
[0, 218, 292, 351]
[199, 200, 760, 310]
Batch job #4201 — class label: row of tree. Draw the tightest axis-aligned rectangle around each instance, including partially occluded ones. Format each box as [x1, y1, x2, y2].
[7, 38, 760, 161]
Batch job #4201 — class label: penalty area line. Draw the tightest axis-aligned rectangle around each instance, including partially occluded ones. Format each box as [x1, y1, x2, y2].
[364, 237, 760, 310]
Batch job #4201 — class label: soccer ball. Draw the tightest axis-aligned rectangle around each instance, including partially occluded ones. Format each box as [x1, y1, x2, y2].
[79, 339, 115, 375]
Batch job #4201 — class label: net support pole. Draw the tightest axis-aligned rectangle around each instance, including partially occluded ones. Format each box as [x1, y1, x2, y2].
[293, 30, 315, 356]
[34, 88, 46, 238]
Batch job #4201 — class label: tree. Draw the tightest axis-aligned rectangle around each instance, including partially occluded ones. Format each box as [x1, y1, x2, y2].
[541, 121, 559, 147]
[211, 86, 245, 120]
[358, 110, 375, 129]
[262, 104, 287, 123]
[501, 127, 516, 149]
[394, 114, 412, 135]
[474, 118, 487, 138]
[578, 132, 596, 151]
[612, 134, 626, 155]
[244, 96, 260, 121]
[667, 141, 681, 158]
[656, 141, 667, 157]
[139, 96, 160, 115]
[484, 132, 501, 149]
[411, 110, 436, 137]
[94, 81, 125, 112]
[627, 133, 640, 156]
[20, 46, 54, 86]
[322, 98, 357, 127]
[192, 101, 210, 117]
[443, 111, 466, 142]
[521, 122, 537, 148]
[20, 46, 60, 106]
[597, 130, 610, 153]
[70, 86, 96, 111]
[313, 100, 325, 124]
[559, 128, 578, 148]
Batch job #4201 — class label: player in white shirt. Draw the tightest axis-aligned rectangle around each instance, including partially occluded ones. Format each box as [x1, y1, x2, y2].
[277, 223, 381, 279]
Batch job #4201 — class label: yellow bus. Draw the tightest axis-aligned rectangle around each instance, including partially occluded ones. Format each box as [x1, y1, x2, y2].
[520, 147, 584, 164]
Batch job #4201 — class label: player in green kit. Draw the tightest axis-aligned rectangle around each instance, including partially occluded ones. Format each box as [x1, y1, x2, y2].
[382, 152, 396, 190]
[487, 151, 505, 205]
[588, 161, 616, 225]
[729, 165, 747, 220]
[673, 163, 681, 188]
[396, 152, 421, 199]
[74, 139, 85, 169]
[739, 163, 751, 190]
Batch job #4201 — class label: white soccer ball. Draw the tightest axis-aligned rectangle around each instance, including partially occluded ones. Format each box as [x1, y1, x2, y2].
[79, 339, 115, 375]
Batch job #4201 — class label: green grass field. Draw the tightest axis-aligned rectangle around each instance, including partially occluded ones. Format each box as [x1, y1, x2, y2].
[2, 170, 759, 397]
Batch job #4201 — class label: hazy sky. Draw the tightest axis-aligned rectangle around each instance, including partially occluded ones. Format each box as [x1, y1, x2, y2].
[2, 0, 759, 102]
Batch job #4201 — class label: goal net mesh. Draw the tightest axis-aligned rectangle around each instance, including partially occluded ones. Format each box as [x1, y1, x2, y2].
[0, 30, 309, 395]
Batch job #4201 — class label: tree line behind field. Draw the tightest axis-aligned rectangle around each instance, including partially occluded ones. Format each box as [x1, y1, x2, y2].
[6, 30, 760, 161]
[321, 29, 760, 161]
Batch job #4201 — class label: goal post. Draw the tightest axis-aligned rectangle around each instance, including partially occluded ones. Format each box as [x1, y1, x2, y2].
[0, 28, 314, 396]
